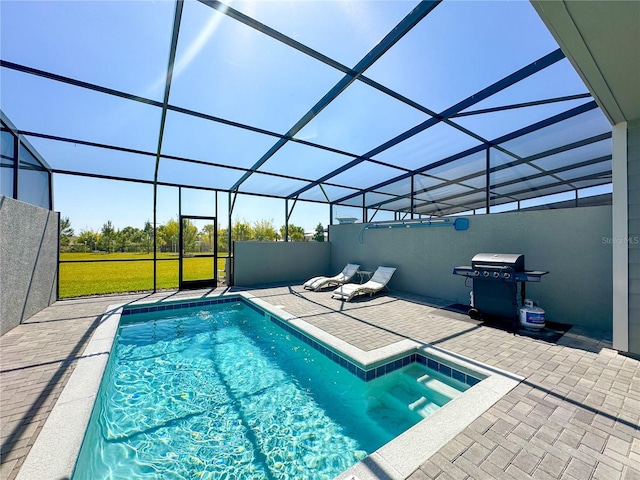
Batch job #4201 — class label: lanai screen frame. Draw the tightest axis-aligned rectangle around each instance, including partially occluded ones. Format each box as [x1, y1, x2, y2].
[0, 0, 613, 293]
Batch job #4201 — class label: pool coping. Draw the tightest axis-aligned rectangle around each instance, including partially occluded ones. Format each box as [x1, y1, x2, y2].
[15, 291, 522, 480]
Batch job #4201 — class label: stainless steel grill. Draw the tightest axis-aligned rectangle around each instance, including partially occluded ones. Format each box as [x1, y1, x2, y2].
[453, 253, 548, 324]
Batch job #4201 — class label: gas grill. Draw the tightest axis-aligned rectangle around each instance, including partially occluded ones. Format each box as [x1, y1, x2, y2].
[453, 253, 548, 324]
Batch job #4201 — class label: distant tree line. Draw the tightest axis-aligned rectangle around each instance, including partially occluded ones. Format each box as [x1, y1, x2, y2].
[60, 217, 325, 253]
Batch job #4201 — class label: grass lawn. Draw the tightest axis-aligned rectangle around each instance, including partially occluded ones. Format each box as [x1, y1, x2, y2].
[59, 253, 227, 298]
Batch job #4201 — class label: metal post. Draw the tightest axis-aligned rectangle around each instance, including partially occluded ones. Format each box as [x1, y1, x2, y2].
[363, 194, 367, 223]
[327, 204, 332, 242]
[13, 136, 18, 200]
[153, 187, 157, 292]
[285, 199, 289, 242]
[485, 147, 491, 214]
[410, 174, 415, 219]
[152, 0, 183, 293]
[228, 191, 233, 284]
[214, 191, 218, 280]
[178, 198, 183, 287]
[56, 211, 60, 300]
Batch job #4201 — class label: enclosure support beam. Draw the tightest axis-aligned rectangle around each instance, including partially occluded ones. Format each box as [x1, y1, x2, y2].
[152, 0, 183, 292]
[227, 191, 233, 281]
[178, 187, 182, 258]
[411, 175, 415, 219]
[369, 206, 381, 222]
[485, 148, 491, 214]
[294, 49, 566, 201]
[363, 194, 367, 223]
[12, 135, 18, 201]
[284, 199, 289, 242]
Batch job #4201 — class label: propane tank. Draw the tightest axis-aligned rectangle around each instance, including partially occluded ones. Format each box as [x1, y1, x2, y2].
[519, 299, 545, 330]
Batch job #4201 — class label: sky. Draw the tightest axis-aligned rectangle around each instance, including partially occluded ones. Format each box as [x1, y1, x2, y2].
[52, 172, 352, 233]
[1, 0, 611, 235]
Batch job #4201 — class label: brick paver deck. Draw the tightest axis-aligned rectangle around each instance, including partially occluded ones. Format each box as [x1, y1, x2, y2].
[1, 286, 638, 480]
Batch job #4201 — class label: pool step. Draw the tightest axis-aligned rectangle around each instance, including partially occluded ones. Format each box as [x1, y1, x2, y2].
[381, 382, 441, 418]
[414, 373, 464, 401]
[403, 364, 467, 400]
[378, 367, 462, 419]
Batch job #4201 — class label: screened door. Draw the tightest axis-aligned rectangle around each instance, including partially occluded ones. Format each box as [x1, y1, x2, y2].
[179, 215, 217, 290]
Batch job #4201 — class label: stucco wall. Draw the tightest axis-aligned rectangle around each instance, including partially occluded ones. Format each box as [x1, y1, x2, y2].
[329, 206, 613, 330]
[233, 241, 330, 287]
[0, 196, 59, 335]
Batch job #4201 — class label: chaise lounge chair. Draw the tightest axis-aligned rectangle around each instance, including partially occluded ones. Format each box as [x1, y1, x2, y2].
[331, 266, 396, 302]
[303, 263, 361, 291]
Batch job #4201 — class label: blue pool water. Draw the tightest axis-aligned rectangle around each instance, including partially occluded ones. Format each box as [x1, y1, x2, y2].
[73, 300, 470, 479]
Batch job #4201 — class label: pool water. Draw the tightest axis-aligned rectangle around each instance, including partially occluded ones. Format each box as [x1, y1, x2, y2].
[73, 301, 469, 479]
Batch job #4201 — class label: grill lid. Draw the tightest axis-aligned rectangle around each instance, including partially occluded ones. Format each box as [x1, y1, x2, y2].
[471, 253, 524, 271]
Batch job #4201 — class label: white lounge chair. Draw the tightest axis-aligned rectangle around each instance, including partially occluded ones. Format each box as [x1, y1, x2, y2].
[331, 266, 396, 302]
[303, 263, 360, 291]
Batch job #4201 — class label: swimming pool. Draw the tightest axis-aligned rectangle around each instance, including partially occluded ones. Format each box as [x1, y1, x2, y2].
[16, 292, 521, 480]
[72, 299, 472, 479]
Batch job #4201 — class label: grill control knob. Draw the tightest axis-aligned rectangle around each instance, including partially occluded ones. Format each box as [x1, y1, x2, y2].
[493, 272, 500, 278]
[504, 272, 511, 279]
[483, 271, 490, 277]
[473, 270, 480, 276]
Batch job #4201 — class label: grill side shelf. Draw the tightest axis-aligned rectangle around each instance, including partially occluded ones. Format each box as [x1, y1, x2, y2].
[452, 266, 474, 276]
[514, 270, 549, 282]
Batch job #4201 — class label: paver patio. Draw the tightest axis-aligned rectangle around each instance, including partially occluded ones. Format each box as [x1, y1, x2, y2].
[1, 285, 639, 480]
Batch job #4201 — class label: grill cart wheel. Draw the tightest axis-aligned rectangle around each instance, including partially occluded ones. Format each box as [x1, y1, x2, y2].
[468, 308, 482, 320]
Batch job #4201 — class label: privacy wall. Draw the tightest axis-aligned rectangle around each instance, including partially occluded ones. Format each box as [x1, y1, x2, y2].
[0, 196, 58, 335]
[234, 241, 330, 287]
[329, 205, 613, 330]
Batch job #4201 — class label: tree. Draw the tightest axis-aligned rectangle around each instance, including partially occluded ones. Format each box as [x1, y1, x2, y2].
[232, 219, 253, 241]
[200, 224, 216, 252]
[280, 224, 305, 242]
[119, 226, 140, 252]
[59, 216, 74, 247]
[143, 221, 154, 253]
[98, 221, 116, 253]
[313, 223, 325, 242]
[253, 219, 276, 241]
[217, 228, 228, 254]
[157, 219, 179, 253]
[182, 219, 198, 253]
[76, 230, 98, 252]
[289, 225, 305, 242]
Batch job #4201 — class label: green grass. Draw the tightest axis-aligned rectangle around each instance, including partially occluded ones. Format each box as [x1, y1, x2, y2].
[59, 253, 227, 298]
[61, 252, 178, 261]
